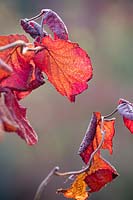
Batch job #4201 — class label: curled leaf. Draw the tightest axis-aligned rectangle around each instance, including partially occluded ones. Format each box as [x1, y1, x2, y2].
[0, 34, 45, 99]
[20, 19, 47, 39]
[0, 92, 18, 132]
[78, 112, 115, 164]
[1, 90, 38, 145]
[118, 99, 133, 134]
[34, 35, 93, 102]
[41, 9, 68, 40]
[58, 155, 118, 200]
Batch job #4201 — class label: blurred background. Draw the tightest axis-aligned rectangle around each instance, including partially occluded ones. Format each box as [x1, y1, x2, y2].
[0, 0, 133, 199]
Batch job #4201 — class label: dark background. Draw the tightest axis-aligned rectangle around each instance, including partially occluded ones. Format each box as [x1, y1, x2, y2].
[0, 0, 133, 199]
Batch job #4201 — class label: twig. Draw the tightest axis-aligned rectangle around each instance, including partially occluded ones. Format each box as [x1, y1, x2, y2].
[55, 117, 105, 176]
[33, 117, 106, 200]
[0, 40, 27, 52]
[26, 10, 45, 22]
[104, 108, 118, 119]
[22, 46, 43, 54]
[34, 166, 59, 200]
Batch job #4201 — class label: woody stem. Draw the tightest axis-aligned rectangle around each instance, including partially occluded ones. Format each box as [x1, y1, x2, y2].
[0, 40, 27, 52]
[33, 117, 106, 200]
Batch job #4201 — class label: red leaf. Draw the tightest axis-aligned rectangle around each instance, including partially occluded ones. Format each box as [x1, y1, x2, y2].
[0, 58, 12, 82]
[123, 117, 133, 134]
[3, 90, 38, 145]
[0, 92, 18, 132]
[0, 34, 44, 99]
[78, 112, 115, 164]
[58, 155, 118, 199]
[118, 98, 133, 134]
[85, 154, 118, 192]
[34, 35, 93, 102]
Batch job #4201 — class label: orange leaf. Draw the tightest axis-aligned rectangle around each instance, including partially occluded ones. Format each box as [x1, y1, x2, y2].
[58, 173, 89, 200]
[0, 58, 12, 82]
[34, 35, 93, 102]
[85, 154, 118, 192]
[79, 112, 115, 164]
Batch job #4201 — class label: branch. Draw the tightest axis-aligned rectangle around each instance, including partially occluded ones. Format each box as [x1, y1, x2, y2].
[33, 117, 106, 200]
[0, 40, 43, 55]
[104, 108, 118, 119]
[0, 40, 27, 52]
[55, 116, 105, 176]
[34, 166, 59, 200]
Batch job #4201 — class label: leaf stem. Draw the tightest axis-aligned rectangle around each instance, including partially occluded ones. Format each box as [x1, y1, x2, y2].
[0, 40, 27, 52]
[34, 117, 106, 200]
[103, 108, 118, 119]
[55, 119, 105, 176]
[34, 166, 59, 200]
[26, 10, 45, 22]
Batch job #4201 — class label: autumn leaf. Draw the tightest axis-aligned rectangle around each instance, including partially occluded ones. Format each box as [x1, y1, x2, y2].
[41, 9, 69, 40]
[85, 154, 118, 192]
[1, 90, 38, 145]
[0, 92, 18, 132]
[118, 98, 133, 134]
[34, 35, 93, 102]
[20, 19, 47, 39]
[78, 112, 115, 164]
[58, 154, 118, 200]
[0, 58, 12, 82]
[58, 173, 89, 200]
[0, 34, 45, 99]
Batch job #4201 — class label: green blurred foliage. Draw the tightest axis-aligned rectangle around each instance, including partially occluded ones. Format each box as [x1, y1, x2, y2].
[0, 0, 133, 199]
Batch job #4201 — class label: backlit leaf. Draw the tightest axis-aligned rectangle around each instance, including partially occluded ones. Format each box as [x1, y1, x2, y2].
[0, 34, 44, 99]
[34, 35, 93, 102]
[58, 173, 89, 200]
[0, 92, 18, 132]
[2, 90, 38, 145]
[0, 58, 12, 82]
[85, 154, 118, 192]
[58, 154, 118, 199]
[78, 112, 115, 164]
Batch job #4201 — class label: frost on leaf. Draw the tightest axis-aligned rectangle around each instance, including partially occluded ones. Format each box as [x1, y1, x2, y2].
[118, 98, 133, 134]
[41, 9, 69, 40]
[34, 35, 93, 102]
[20, 19, 47, 39]
[0, 34, 45, 99]
[78, 112, 115, 164]
[0, 90, 38, 145]
[58, 173, 89, 200]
